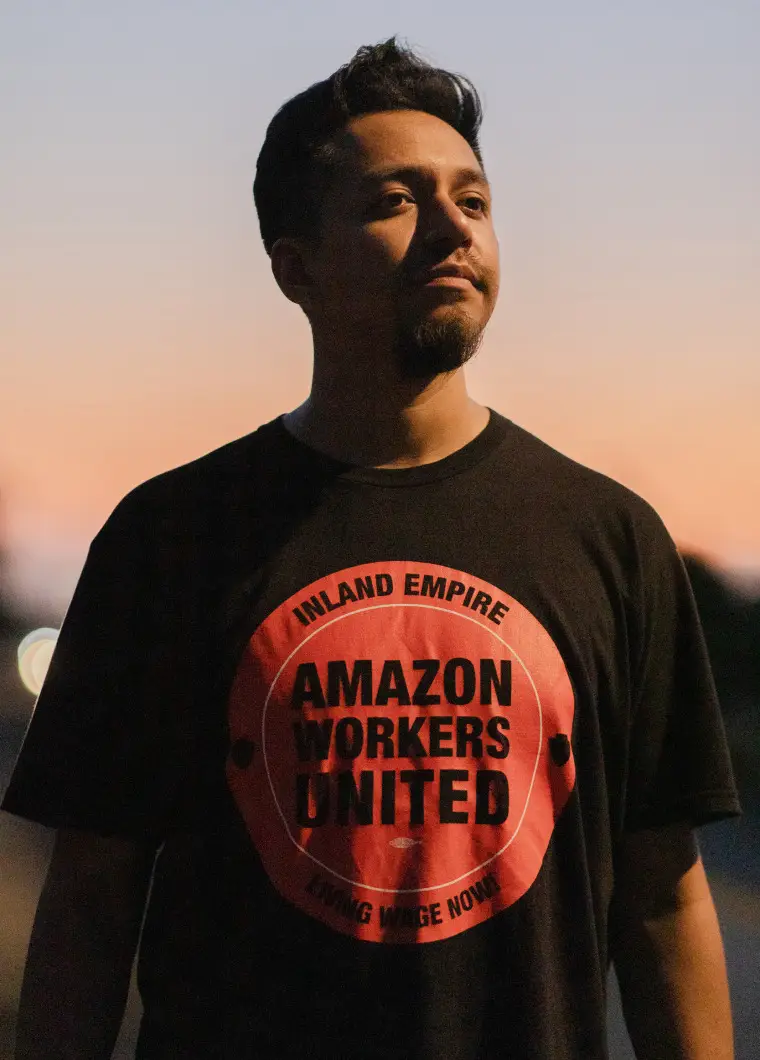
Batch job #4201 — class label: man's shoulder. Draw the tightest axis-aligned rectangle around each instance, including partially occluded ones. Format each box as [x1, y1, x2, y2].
[97, 416, 287, 538]
[494, 415, 667, 534]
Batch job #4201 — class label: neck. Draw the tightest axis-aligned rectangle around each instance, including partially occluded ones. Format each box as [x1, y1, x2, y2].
[283, 344, 489, 469]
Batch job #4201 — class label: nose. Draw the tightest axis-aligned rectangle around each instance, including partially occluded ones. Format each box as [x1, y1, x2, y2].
[420, 194, 473, 252]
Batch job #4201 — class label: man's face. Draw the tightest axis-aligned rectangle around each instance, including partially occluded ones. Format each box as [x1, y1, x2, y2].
[303, 109, 500, 379]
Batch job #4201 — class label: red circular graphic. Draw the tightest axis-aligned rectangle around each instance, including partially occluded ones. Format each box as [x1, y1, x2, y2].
[227, 561, 575, 943]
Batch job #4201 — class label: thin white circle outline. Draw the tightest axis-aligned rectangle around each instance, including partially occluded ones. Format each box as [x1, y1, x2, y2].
[256, 600, 551, 895]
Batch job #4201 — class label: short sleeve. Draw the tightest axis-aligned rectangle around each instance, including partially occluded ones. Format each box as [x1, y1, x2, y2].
[1, 486, 194, 841]
[624, 512, 741, 832]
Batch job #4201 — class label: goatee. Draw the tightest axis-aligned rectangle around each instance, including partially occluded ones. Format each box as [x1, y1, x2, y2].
[395, 317, 484, 380]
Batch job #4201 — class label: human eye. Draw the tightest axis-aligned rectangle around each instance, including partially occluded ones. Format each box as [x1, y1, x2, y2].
[459, 193, 488, 216]
[373, 189, 415, 212]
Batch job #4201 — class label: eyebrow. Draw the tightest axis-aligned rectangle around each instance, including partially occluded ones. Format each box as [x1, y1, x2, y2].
[358, 165, 490, 192]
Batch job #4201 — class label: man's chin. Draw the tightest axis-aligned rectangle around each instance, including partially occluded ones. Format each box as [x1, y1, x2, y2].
[395, 316, 485, 381]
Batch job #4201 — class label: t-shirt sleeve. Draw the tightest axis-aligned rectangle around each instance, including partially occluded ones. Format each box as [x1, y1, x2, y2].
[623, 510, 741, 832]
[1, 486, 192, 842]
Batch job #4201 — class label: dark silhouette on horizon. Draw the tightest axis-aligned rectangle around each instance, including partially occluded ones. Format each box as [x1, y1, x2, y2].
[682, 554, 760, 714]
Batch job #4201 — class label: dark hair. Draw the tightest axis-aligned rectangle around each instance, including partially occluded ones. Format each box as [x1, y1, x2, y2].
[253, 38, 484, 255]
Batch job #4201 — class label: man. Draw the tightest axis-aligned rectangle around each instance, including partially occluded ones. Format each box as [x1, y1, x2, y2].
[4, 38, 740, 1060]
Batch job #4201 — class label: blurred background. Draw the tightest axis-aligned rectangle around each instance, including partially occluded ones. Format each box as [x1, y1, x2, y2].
[1, 1, 758, 1057]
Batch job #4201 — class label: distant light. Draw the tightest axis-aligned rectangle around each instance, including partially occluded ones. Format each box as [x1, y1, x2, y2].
[18, 628, 59, 696]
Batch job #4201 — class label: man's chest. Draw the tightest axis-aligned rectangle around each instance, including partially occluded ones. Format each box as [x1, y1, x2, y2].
[192, 495, 628, 945]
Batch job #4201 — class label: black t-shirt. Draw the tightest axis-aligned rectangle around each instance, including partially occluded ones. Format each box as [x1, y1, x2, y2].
[3, 410, 740, 1059]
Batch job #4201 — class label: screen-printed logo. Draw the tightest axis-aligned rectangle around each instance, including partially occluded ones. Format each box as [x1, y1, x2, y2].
[226, 561, 575, 943]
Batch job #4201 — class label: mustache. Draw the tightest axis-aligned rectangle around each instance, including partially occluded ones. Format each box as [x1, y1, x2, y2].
[400, 256, 490, 292]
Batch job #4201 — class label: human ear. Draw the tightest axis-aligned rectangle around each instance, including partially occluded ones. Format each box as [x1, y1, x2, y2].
[270, 238, 317, 310]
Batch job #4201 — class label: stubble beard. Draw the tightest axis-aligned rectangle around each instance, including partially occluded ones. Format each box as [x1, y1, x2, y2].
[394, 313, 485, 381]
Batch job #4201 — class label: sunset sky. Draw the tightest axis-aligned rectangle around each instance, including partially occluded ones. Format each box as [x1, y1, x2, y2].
[2, 1, 759, 616]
